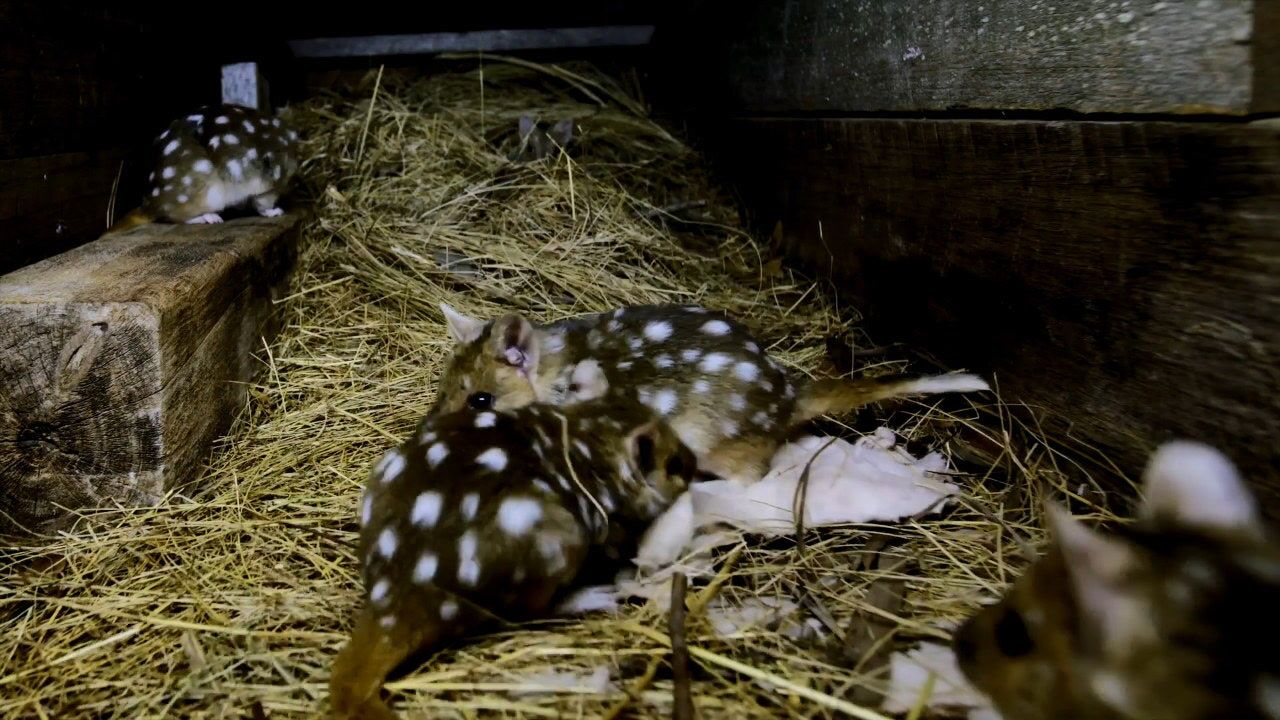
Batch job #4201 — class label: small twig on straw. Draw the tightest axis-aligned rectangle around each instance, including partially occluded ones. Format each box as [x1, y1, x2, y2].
[670, 572, 693, 720]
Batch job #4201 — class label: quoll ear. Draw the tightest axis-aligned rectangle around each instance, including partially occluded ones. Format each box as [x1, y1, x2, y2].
[440, 302, 485, 345]
[624, 419, 696, 482]
[625, 419, 662, 477]
[1139, 440, 1262, 539]
[1045, 503, 1154, 655]
[518, 115, 536, 142]
[550, 119, 574, 148]
[488, 313, 539, 377]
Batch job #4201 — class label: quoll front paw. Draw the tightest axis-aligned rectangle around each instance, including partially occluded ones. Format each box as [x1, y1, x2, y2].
[258, 207, 285, 218]
[185, 213, 224, 224]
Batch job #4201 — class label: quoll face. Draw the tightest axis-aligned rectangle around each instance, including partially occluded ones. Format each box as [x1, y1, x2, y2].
[433, 303, 797, 481]
[330, 397, 696, 719]
[514, 115, 574, 161]
[953, 442, 1280, 720]
[142, 103, 299, 224]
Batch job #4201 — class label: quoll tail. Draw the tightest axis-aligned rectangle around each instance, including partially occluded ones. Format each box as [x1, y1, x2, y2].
[330, 607, 442, 720]
[792, 372, 990, 424]
[104, 208, 154, 235]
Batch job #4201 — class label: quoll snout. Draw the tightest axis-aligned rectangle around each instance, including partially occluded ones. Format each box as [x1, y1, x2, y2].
[330, 397, 696, 719]
[142, 103, 299, 224]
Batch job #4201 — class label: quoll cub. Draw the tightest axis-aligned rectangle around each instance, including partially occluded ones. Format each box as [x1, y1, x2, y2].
[953, 441, 1280, 720]
[433, 303, 988, 482]
[108, 103, 299, 232]
[512, 115, 574, 161]
[330, 396, 697, 720]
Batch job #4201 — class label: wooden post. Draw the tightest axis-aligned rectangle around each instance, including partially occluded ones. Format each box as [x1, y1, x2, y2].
[222, 62, 269, 110]
[0, 215, 299, 534]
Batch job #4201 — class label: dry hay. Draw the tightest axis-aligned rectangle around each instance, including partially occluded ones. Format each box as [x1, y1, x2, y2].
[0, 60, 1123, 719]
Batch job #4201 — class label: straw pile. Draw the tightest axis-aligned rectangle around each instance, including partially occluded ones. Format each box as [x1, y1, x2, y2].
[0, 60, 1120, 719]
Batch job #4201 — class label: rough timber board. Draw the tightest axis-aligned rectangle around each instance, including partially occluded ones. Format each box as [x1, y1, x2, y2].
[713, 117, 1280, 508]
[0, 215, 299, 534]
[661, 0, 1273, 115]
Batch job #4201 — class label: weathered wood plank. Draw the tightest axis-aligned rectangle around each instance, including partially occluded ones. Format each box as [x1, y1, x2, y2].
[713, 118, 1280, 506]
[0, 216, 299, 534]
[659, 0, 1274, 115]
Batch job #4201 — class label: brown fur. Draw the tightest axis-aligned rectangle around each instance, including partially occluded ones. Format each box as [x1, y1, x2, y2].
[433, 304, 987, 483]
[331, 398, 696, 719]
[954, 442, 1280, 720]
[104, 208, 155, 235]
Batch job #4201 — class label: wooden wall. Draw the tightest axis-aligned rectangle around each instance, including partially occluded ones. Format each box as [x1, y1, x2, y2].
[653, 0, 1280, 503]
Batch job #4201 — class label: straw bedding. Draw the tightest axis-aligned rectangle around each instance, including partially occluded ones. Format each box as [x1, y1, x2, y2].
[0, 60, 1119, 719]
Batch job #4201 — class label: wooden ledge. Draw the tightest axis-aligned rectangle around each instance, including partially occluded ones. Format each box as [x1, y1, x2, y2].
[0, 215, 300, 534]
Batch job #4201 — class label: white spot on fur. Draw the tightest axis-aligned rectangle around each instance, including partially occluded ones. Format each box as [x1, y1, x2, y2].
[734, 362, 760, 382]
[193, 159, 213, 173]
[745, 341, 759, 353]
[753, 411, 771, 428]
[209, 136, 221, 149]
[360, 496, 373, 526]
[242, 119, 256, 133]
[457, 532, 481, 585]
[730, 394, 746, 410]
[533, 479, 553, 494]
[245, 147, 258, 161]
[721, 420, 739, 438]
[151, 188, 160, 197]
[700, 353, 731, 373]
[573, 439, 592, 458]
[543, 332, 565, 354]
[498, 497, 543, 536]
[628, 337, 643, 351]
[477, 447, 508, 472]
[214, 115, 229, 125]
[163, 140, 180, 155]
[176, 194, 188, 203]
[617, 360, 633, 371]
[377, 528, 398, 558]
[440, 599, 459, 620]
[223, 134, 239, 145]
[475, 412, 496, 428]
[538, 532, 565, 572]
[651, 389, 679, 416]
[375, 450, 406, 483]
[427, 443, 449, 468]
[181, 175, 192, 187]
[187, 114, 202, 123]
[644, 321, 674, 343]
[654, 354, 674, 369]
[370, 579, 390, 604]
[412, 492, 443, 527]
[461, 493, 480, 520]
[701, 320, 731, 336]
[226, 159, 243, 180]
[380, 615, 395, 628]
[162, 166, 176, 179]
[419, 430, 437, 445]
[681, 348, 702, 362]
[694, 379, 711, 394]
[413, 553, 438, 583]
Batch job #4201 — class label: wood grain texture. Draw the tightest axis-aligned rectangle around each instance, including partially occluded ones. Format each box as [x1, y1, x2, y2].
[0, 215, 299, 534]
[713, 118, 1280, 506]
[658, 0, 1273, 115]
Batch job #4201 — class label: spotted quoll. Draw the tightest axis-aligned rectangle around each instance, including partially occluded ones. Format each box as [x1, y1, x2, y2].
[108, 103, 299, 232]
[512, 115, 574, 162]
[953, 441, 1280, 720]
[329, 396, 697, 720]
[433, 303, 989, 483]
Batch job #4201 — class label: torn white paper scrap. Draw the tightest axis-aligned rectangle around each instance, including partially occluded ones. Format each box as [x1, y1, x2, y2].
[880, 641, 995, 716]
[507, 665, 613, 697]
[636, 428, 959, 570]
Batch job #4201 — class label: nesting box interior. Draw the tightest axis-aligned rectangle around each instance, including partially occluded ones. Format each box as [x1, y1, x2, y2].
[1, 1, 1277, 718]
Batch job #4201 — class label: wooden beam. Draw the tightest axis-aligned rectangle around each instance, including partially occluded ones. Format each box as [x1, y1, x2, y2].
[0, 215, 300, 534]
[659, 0, 1276, 115]
[288, 25, 655, 58]
[713, 118, 1280, 506]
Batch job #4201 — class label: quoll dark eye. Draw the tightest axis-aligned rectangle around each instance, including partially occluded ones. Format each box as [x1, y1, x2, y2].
[467, 392, 494, 410]
[994, 608, 1035, 658]
[664, 455, 685, 477]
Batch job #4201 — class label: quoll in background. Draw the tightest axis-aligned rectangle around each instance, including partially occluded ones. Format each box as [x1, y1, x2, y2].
[0, 1, 1276, 718]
